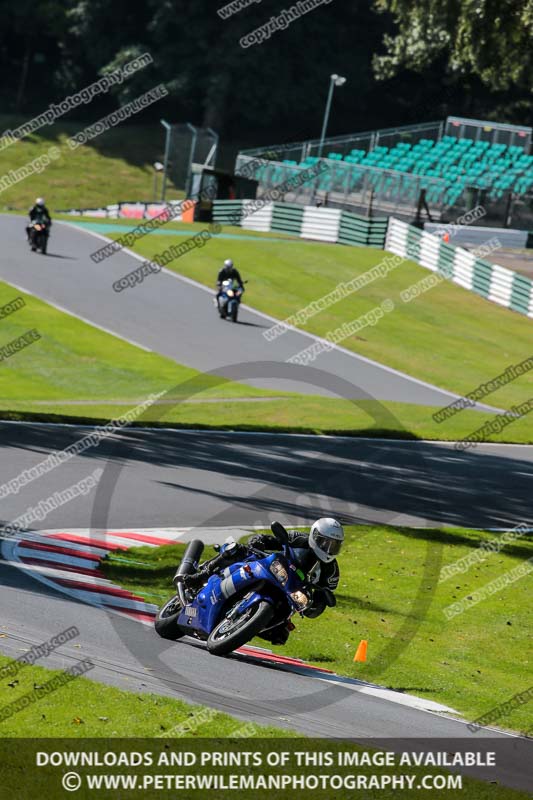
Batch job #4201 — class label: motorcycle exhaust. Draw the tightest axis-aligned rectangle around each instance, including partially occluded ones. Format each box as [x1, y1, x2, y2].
[173, 539, 204, 589]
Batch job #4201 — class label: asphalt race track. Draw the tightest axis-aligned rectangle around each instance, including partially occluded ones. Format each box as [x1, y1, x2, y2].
[0, 213, 501, 406]
[1, 423, 532, 530]
[0, 215, 531, 785]
[0, 559, 519, 745]
[0, 542, 531, 791]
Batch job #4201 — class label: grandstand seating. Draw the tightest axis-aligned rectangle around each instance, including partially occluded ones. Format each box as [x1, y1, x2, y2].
[276, 135, 533, 205]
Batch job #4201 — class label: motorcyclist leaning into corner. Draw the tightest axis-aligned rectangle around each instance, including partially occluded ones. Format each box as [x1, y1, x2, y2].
[216, 258, 244, 301]
[181, 518, 344, 645]
[26, 197, 52, 242]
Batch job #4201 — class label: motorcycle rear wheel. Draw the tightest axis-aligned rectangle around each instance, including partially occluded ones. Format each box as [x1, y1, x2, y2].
[155, 594, 186, 640]
[206, 599, 273, 656]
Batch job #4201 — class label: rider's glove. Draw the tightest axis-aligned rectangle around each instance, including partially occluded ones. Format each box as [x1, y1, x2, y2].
[248, 534, 269, 549]
[303, 588, 335, 618]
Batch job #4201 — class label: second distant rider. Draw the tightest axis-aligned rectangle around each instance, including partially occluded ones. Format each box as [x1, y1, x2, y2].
[26, 197, 52, 242]
[216, 259, 244, 302]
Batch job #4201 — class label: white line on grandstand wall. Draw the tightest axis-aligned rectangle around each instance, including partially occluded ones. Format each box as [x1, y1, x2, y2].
[65, 222, 506, 410]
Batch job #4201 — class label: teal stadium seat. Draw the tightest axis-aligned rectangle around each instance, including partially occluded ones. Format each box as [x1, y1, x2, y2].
[287, 131, 532, 207]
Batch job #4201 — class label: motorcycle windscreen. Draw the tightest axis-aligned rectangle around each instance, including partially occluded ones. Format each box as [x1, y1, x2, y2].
[290, 547, 319, 577]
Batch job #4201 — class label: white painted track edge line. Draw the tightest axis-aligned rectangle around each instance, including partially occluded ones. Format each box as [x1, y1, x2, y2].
[3, 527, 528, 732]
[2, 277, 151, 352]
[0, 418, 530, 449]
[13, 526, 533, 538]
[3, 529, 458, 719]
[61, 220, 503, 412]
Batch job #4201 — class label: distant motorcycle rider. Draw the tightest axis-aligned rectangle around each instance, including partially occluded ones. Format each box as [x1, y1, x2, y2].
[216, 258, 244, 301]
[181, 518, 344, 645]
[26, 197, 51, 243]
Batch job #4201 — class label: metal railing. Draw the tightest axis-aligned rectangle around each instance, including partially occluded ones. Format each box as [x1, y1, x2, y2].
[160, 121, 219, 198]
[235, 153, 448, 218]
[239, 121, 444, 164]
[445, 116, 532, 152]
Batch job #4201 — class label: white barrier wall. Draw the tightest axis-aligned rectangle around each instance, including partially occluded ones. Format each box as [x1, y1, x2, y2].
[386, 217, 533, 318]
[301, 207, 342, 242]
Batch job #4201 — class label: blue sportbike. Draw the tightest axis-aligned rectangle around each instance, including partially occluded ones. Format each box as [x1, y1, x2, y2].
[216, 278, 245, 322]
[155, 523, 314, 656]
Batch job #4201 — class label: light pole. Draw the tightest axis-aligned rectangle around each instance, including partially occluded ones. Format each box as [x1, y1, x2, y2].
[160, 119, 172, 201]
[152, 161, 164, 201]
[318, 74, 347, 157]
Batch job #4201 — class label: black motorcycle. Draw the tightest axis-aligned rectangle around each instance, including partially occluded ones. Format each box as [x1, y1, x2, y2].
[28, 219, 50, 254]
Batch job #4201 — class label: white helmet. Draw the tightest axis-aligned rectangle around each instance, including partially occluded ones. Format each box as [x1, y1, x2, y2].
[224, 259, 233, 269]
[36, 197, 45, 206]
[309, 518, 344, 562]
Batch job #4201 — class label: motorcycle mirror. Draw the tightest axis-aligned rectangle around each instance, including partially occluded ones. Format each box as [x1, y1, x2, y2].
[270, 521, 289, 545]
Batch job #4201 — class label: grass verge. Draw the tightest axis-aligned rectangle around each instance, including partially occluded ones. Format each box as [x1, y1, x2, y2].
[102, 524, 533, 735]
[0, 119, 183, 210]
[0, 656, 284, 738]
[114, 221, 533, 417]
[1, 278, 532, 442]
[3, 400, 533, 443]
[0, 278, 291, 405]
[0, 662, 526, 800]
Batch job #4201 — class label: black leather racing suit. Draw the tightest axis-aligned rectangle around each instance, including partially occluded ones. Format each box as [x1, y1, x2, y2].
[216, 266, 243, 299]
[27, 205, 51, 241]
[249, 530, 340, 621]
[29, 204, 51, 222]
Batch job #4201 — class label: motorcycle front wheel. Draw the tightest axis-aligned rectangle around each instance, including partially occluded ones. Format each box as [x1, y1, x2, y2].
[206, 599, 274, 656]
[154, 594, 186, 640]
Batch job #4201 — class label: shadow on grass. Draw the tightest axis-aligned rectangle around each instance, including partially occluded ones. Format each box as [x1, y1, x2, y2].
[306, 654, 336, 663]
[336, 594, 419, 619]
[391, 525, 533, 561]
[0, 411, 421, 440]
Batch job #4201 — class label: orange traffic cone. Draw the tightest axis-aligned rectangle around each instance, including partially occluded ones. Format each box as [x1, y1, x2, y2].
[442, 232, 450, 243]
[353, 640, 368, 663]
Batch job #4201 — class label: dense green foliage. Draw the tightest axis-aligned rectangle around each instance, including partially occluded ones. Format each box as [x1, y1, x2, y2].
[373, 0, 533, 92]
[0, 1, 530, 145]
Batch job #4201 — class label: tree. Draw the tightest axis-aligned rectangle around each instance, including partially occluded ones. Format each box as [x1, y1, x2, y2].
[373, 0, 533, 92]
[0, 0, 69, 111]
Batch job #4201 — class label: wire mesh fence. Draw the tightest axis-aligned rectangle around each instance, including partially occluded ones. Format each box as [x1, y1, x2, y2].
[162, 123, 219, 194]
